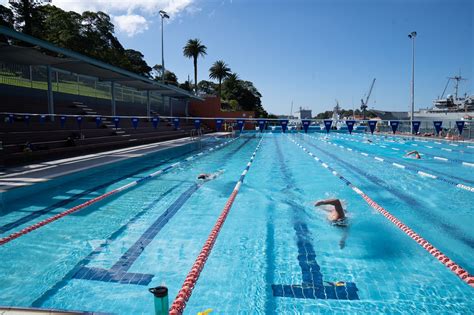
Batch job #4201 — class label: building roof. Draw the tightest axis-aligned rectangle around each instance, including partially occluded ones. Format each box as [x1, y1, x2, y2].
[0, 26, 202, 100]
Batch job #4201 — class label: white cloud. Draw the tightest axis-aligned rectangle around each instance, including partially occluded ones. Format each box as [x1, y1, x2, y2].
[0, 0, 198, 37]
[113, 14, 148, 37]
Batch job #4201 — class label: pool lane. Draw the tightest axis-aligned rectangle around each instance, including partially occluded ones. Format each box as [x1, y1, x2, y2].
[350, 133, 474, 153]
[287, 134, 474, 288]
[271, 136, 359, 300]
[305, 134, 474, 189]
[331, 133, 474, 165]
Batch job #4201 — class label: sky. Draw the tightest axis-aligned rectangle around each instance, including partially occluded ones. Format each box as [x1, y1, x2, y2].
[2, 0, 473, 115]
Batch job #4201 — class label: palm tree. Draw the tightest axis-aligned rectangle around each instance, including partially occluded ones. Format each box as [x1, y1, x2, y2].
[183, 38, 207, 93]
[209, 60, 231, 96]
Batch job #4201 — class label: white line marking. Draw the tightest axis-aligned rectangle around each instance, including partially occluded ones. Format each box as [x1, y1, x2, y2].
[462, 162, 474, 167]
[374, 157, 384, 162]
[392, 163, 405, 169]
[418, 171, 437, 179]
[434, 157, 448, 161]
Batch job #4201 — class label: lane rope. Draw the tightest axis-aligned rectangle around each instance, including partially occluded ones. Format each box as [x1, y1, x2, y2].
[332, 133, 473, 167]
[304, 134, 474, 193]
[287, 134, 474, 288]
[169, 136, 264, 314]
[0, 137, 239, 246]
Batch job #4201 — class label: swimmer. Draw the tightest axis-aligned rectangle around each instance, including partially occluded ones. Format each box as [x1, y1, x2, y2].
[405, 150, 421, 159]
[314, 199, 346, 224]
[197, 170, 224, 181]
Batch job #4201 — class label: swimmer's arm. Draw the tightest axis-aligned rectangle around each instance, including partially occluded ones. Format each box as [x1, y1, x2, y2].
[315, 199, 339, 206]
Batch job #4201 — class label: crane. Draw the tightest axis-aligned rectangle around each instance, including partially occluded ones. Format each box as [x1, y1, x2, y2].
[360, 78, 376, 119]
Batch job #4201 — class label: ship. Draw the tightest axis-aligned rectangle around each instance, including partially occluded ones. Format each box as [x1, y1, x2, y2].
[412, 75, 474, 125]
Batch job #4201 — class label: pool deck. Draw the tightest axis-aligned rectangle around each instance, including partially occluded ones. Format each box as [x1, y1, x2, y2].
[0, 132, 230, 193]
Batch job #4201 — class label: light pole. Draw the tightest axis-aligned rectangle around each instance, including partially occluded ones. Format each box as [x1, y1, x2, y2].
[408, 31, 417, 134]
[159, 10, 170, 84]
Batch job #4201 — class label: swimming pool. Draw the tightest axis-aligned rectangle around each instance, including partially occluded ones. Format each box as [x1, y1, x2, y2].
[0, 132, 473, 314]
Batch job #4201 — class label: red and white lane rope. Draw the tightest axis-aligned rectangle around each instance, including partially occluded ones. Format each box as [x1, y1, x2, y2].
[0, 137, 238, 246]
[169, 136, 264, 314]
[287, 135, 474, 288]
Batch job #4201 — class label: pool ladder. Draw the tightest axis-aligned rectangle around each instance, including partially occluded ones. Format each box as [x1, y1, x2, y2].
[190, 128, 203, 141]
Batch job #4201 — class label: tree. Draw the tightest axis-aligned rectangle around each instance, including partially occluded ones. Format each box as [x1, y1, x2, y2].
[197, 80, 216, 95]
[152, 65, 178, 84]
[0, 5, 14, 42]
[209, 60, 231, 96]
[179, 80, 193, 92]
[10, 0, 44, 38]
[124, 49, 152, 76]
[360, 101, 368, 119]
[183, 38, 207, 93]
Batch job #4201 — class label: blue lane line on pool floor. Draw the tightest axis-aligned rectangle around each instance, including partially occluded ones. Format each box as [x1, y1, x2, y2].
[73, 183, 201, 286]
[271, 137, 359, 300]
[31, 182, 184, 307]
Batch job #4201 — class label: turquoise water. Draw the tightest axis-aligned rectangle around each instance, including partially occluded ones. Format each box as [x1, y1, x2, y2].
[0, 133, 473, 314]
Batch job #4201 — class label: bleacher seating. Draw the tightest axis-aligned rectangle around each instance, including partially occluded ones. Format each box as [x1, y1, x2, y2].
[0, 101, 211, 166]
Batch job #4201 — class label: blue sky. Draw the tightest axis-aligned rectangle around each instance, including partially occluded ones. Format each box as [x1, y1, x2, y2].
[4, 0, 472, 115]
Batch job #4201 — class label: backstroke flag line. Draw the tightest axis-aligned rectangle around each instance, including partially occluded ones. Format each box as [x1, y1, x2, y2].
[390, 121, 399, 134]
[368, 120, 377, 134]
[194, 119, 201, 130]
[412, 121, 421, 134]
[302, 120, 310, 133]
[280, 120, 288, 133]
[173, 118, 180, 130]
[456, 121, 465, 135]
[215, 119, 223, 131]
[324, 120, 332, 133]
[433, 121, 442, 135]
[346, 120, 355, 134]
[152, 117, 159, 129]
[258, 120, 266, 132]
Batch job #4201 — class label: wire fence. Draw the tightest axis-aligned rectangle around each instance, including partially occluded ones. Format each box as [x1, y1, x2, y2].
[0, 62, 163, 106]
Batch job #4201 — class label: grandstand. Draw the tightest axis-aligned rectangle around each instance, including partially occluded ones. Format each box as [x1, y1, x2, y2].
[0, 26, 212, 167]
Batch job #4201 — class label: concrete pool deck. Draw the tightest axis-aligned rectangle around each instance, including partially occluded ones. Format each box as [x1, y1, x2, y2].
[0, 132, 231, 193]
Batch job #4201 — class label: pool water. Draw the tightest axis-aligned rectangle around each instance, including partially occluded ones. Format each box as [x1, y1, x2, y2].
[0, 133, 473, 314]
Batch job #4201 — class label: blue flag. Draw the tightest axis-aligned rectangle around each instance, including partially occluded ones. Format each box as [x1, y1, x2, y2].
[237, 119, 244, 131]
[456, 121, 465, 135]
[40, 115, 46, 124]
[258, 119, 266, 132]
[113, 117, 120, 129]
[194, 119, 201, 130]
[433, 121, 442, 135]
[368, 120, 377, 134]
[346, 120, 355, 134]
[60, 116, 67, 128]
[412, 121, 421, 134]
[8, 114, 14, 123]
[215, 119, 223, 131]
[24, 115, 30, 126]
[77, 116, 83, 129]
[280, 120, 288, 133]
[172, 118, 180, 130]
[324, 120, 332, 133]
[389, 121, 399, 134]
[152, 117, 159, 129]
[302, 120, 311, 133]
[95, 116, 102, 128]
[131, 117, 139, 129]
